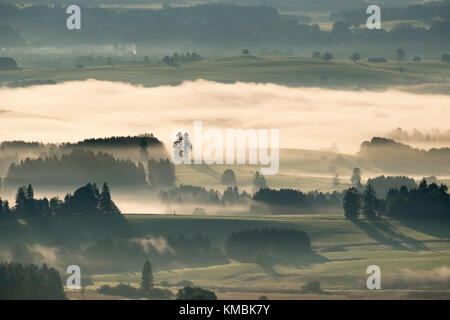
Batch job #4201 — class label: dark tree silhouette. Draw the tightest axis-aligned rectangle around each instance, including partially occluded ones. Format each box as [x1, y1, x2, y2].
[253, 171, 267, 189]
[0, 262, 65, 300]
[98, 183, 120, 215]
[385, 180, 450, 219]
[8, 183, 121, 216]
[322, 52, 333, 62]
[15, 187, 27, 215]
[148, 159, 176, 187]
[176, 287, 217, 300]
[0, 57, 18, 70]
[396, 49, 406, 61]
[351, 52, 361, 63]
[343, 187, 361, 219]
[140, 260, 154, 297]
[362, 184, 378, 218]
[220, 169, 237, 186]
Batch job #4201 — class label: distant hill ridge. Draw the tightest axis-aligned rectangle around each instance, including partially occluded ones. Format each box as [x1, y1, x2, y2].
[1, 134, 163, 149]
[359, 137, 450, 174]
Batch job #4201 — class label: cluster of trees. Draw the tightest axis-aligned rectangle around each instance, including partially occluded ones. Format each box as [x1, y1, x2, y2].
[224, 228, 311, 261]
[343, 185, 377, 219]
[312, 51, 333, 62]
[343, 180, 450, 219]
[0, 262, 65, 300]
[384, 181, 450, 219]
[222, 186, 251, 205]
[251, 188, 343, 214]
[347, 49, 424, 63]
[366, 175, 417, 198]
[6, 150, 148, 187]
[0, 182, 121, 217]
[220, 169, 237, 186]
[159, 184, 250, 206]
[166, 234, 227, 266]
[148, 159, 176, 187]
[0, 56, 18, 70]
[159, 185, 221, 204]
[62, 134, 161, 150]
[253, 171, 267, 190]
[176, 287, 217, 300]
[163, 52, 202, 66]
[160, 185, 220, 204]
[0, 197, 11, 216]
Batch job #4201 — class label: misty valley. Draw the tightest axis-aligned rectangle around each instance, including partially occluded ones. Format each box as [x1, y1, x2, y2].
[0, 0, 449, 304]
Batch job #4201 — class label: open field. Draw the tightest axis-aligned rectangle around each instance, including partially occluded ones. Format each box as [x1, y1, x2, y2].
[1, 214, 448, 299]
[1, 56, 450, 93]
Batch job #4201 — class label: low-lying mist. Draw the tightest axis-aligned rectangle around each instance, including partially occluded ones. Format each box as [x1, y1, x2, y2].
[1, 79, 449, 154]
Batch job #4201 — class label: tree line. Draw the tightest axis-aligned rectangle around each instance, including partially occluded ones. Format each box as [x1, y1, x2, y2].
[251, 188, 343, 214]
[6, 149, 148, 188]
[159, 184, 251, 206]
[359, 137, 450, 174]
[0, 3, 448, 48]
[0, 182, 120, 217]
[343, 180, 450, 219]
[224, 228, 311, 262]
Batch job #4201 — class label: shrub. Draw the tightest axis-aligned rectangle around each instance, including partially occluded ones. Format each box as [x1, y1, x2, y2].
[176, 287, 217, 300]
[97, 283, 141, 298]
[301, 280, 323, 293]
[224, 228, 311, 261]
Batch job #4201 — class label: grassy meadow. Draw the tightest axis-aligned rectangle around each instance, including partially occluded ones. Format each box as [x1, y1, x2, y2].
[81, 214, 449, 299]
[1, 56, 450, 93]
[1, 213, 447, 299]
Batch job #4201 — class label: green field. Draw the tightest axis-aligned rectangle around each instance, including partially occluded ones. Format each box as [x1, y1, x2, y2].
[92, 214, 450, 299]
[1, 56, 450, 93]
[1, 213, 448, 299]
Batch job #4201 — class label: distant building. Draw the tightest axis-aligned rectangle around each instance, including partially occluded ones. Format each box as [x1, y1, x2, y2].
[0, 57, 18, 70]
[368, 57, 387, 63]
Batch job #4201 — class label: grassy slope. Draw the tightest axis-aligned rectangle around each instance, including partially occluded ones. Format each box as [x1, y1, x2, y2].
[110, 214, 450, 298]
[1, 214, 447, 298]
[1, 56, 449, 92]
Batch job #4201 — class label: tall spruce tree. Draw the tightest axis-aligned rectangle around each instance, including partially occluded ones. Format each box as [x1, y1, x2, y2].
[362, 184, 377, 218]
[15, 187, 27, 214]
[140, 260, 154, 297]
[343, 187, 361, 219]
[98, 183, 120, 215]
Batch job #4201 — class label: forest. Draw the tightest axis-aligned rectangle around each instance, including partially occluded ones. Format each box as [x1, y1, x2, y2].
[0, 2, 448, 48]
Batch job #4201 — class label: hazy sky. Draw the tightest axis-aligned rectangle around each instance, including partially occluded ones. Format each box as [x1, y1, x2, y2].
[0, 79, 449, 154]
